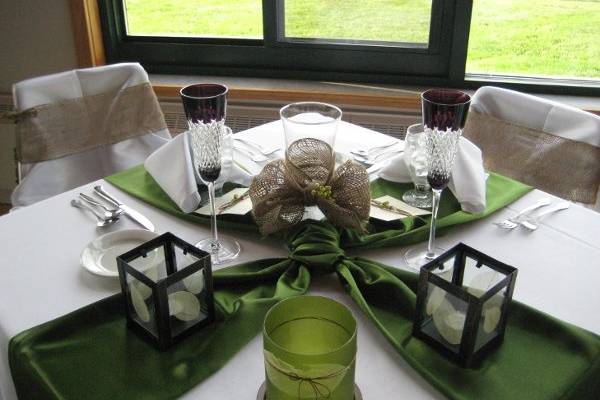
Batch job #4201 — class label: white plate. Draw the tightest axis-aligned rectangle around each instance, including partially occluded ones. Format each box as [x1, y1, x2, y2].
[81, 229, 159, 278]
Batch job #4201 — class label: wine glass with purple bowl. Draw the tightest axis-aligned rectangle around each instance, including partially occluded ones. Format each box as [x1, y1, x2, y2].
[180, 83, 240, 265]
[404, 89, 471, 270]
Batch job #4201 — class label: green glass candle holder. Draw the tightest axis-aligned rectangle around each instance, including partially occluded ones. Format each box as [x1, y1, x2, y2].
[263, 296, 357, 400]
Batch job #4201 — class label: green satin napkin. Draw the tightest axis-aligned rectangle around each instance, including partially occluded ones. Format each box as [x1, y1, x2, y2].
[9, 166, 600, 399]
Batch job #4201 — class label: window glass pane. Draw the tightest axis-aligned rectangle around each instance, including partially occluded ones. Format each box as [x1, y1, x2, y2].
[284, 0, 432, 44]
[467, 0, 600, 79]
[123, 0, 263, 38]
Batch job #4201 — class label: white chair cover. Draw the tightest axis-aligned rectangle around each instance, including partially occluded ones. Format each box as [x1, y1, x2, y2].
[11, 63, 171, 207]
[465, 86, 600, 210]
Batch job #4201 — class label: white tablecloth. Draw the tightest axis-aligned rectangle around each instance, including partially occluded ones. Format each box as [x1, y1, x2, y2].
[0, 122, 599, 400]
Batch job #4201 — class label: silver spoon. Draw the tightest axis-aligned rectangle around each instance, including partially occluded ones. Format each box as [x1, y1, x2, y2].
[79, 193, 123, 220]
[71, 199, 119, 227]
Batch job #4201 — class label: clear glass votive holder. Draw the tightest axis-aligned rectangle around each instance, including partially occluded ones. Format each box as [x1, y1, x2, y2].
[280, 102, 342, 155]
[402, 123, 433, 208]
[263, 296, 357, 400]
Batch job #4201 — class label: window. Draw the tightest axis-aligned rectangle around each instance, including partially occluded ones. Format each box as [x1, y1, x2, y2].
[282, 1, 432, 44]
[123, 0, 264, 39]
[467, 0, 599, 81]
[99, 1, 599, 95]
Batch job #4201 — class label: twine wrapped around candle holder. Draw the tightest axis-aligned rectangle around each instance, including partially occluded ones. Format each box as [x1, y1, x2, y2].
[249, 138, 370, 235]
[264, 350, 355, 400]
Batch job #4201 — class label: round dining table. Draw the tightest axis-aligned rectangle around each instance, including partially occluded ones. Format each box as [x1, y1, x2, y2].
[0, 120, 599, 400]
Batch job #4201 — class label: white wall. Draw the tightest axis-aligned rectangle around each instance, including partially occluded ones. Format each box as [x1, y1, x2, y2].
[0, 0, 77, 201]
[0, 0, 77, 91]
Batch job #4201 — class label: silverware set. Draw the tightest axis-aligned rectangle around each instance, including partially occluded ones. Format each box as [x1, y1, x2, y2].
[233, 135, 405, 166]
[231, 135, 403, 167]
[234, 136, 280, 156]
[351, 141, 403, 165]
[494, 198, 570, 231]
[71, 185, 155, 231]
[70, 199, 120, 227]
[233, 136, 280, 162]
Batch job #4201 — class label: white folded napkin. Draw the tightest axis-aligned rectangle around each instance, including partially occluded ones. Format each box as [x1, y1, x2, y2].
[144, 131, 253, 213]
[379, 137, 487, 213]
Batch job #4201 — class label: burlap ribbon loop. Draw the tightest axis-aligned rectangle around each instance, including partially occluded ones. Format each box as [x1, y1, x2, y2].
[14, 83, 167, 163]
[464, 110, 600, 204]
[250, 138, 370, 235]
[0, 109, 38, 124]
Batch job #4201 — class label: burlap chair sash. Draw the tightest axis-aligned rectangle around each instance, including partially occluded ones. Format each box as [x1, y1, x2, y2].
[249, 138, 370, 235]
[464, 110, 600, 204]
[15, 83, 167, 163]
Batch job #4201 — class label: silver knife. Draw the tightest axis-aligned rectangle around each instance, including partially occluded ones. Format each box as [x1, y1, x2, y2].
[93, 185, 155, 232]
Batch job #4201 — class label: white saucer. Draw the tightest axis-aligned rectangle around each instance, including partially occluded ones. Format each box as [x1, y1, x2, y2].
[81, 229, 159, 278]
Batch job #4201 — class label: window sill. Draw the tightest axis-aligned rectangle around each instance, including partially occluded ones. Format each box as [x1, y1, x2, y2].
[150, 74, 600, 115]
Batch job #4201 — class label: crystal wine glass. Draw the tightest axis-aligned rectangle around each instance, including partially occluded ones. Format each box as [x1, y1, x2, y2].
[402, 123, 433, 208]
[180, 83, 240, 265]
[404, 89, 471, 270]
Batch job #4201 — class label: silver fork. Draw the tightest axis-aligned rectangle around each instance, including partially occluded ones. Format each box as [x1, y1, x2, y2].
[351, 141, 399, 157]
[493, 198, 551, 229]
[233, 136, 280, 156]
[353, 147, 403, 165]
[520, 201, 570, 231]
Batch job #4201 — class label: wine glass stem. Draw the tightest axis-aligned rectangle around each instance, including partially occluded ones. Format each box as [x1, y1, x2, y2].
[208, 182, 219, 253]
[426, 188, 442, 259]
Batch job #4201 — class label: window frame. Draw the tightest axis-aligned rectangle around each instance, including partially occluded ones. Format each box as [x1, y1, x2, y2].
[98, 0, 599, 96]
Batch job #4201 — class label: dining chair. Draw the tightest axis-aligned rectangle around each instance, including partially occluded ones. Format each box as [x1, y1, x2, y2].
[463, 86, 600, 211]
[10, 62, 171, 208]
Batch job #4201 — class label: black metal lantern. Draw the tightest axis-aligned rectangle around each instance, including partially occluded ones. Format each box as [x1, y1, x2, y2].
[413, 243, 517, 367]
[117, 232, 215, 350]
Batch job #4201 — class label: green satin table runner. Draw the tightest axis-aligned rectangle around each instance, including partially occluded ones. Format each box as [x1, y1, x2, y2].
[9, 166, 600, 400]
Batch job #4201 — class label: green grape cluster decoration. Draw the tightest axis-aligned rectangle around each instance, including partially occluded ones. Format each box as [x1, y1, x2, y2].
[311, 182, 334, 200]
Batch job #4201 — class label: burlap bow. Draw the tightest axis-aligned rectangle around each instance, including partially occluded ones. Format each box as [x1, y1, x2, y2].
[249, 138, 370, 235]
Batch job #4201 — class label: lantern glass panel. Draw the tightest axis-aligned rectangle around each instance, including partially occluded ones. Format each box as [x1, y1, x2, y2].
[126, 246, 164, 279]
[430, 255, 455, 275]
[441, 257, 455, 273]
[422, 282, 469, 353]
[126, 273, 158, 338]
[166, 243, 211, 338]
[474, 287, 507, 351]
[123, 244, 169, 338]
[173, 243, 199, 270]
[463, 256, 504, 295]
[132, 244, 170, 281]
